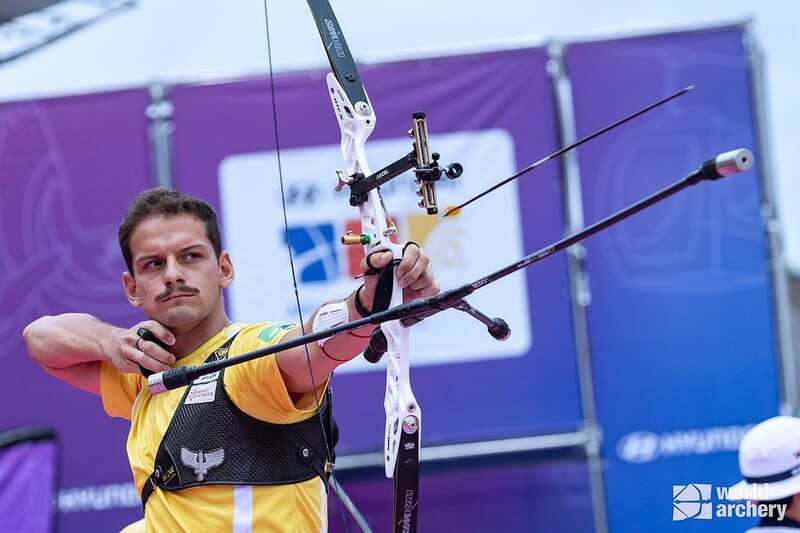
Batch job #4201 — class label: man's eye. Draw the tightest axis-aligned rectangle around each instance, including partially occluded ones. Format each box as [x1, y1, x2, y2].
[143, 260, 162, 270]
[184, 253, 200, 261]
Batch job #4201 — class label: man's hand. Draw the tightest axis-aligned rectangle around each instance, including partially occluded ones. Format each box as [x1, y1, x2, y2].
[111, 321, 176, 375]
[358, 243, 440, 312]
[24, 313, 176, 394]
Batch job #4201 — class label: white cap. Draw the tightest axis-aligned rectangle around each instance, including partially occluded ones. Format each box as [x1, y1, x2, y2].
[730, 416, 800, 501]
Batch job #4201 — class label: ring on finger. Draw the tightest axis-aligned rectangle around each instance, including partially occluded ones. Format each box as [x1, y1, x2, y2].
[135, 337, 142, 351]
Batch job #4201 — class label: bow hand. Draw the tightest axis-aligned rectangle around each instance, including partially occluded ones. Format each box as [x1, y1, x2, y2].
[359, 244, 440, 312]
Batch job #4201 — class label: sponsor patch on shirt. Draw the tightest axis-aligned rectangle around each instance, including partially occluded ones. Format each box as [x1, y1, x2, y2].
[193, 371, 220, 385]
[185, 381, 216, 405]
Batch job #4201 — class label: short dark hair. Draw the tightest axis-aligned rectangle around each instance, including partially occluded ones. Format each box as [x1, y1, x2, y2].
[118, 187, 222, 274]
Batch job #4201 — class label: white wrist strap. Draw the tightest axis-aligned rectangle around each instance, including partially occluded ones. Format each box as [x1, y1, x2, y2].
[312, 299, 349, 347]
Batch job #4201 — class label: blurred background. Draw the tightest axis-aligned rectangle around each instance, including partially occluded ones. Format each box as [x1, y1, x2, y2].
[0, 1, 797, 531]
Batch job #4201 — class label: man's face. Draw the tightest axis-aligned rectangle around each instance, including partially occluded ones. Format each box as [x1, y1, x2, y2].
[122, 214, 233, 329]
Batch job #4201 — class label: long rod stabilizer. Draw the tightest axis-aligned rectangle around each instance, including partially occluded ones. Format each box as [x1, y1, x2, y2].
[148, 149, 753, 396]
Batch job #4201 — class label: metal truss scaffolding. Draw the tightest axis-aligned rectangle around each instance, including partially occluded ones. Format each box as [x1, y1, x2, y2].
[0, 0, 136, 65]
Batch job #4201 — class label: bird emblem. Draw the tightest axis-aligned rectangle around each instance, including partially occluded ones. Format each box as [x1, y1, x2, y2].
[180, 447, 225, 481]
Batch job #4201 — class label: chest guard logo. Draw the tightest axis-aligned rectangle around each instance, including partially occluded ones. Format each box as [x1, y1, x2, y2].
[180, 447, 225, 481]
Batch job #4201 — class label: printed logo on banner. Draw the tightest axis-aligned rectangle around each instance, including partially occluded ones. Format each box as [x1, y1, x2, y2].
[407, 213, 464, 270]
[285, 223, 340, 283]
[285, 215, 458, 284]
[672, 483, 787, 522]
[615, 424, 753, 464]
[218, 129, 533, 372]
[673, 484, 712, 520]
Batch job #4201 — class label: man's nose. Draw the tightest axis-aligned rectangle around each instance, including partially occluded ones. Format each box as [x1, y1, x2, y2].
[162, 257, 185, 285]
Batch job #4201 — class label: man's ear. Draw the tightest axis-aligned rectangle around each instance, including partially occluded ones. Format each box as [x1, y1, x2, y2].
[123, 271, 142, 307]
[219, 251, 235, 289]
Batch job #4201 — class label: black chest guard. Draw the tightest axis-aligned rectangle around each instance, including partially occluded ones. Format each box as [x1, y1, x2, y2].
[140, 334, 337, 508]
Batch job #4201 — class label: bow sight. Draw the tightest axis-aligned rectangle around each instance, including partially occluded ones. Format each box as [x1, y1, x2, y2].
[337, 111, 463, 217]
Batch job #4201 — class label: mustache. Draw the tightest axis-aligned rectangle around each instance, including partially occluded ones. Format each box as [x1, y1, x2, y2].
[156, 286, 199, 302]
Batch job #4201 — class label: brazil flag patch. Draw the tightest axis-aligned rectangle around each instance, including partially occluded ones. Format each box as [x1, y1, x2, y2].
[257, 323, 295, 344]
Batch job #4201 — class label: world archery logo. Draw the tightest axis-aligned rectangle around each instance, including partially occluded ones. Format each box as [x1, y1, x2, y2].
[673, 483, 712, 520]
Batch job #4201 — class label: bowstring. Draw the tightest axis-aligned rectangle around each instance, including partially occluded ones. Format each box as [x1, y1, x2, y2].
[260, 2, 351, 530]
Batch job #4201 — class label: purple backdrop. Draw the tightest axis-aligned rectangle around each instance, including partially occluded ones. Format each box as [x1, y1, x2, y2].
[566, 25, 780, 531]
[328, 458, 593, 532]
[0, 90, 154, 530]
[0, 430, 57, 532]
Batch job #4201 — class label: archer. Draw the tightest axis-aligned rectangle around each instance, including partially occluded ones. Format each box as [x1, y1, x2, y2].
[23, 187, 439, 531]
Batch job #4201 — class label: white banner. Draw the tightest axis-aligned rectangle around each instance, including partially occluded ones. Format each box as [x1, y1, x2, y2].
[219, 129, 531, 372]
